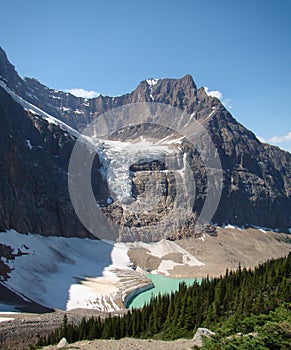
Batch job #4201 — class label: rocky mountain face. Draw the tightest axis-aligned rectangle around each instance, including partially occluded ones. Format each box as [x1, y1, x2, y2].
[0, 47, 290, 238]
[0, 86, 99, 237]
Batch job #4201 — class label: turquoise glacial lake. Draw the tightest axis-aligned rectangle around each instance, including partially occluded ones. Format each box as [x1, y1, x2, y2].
[127, 273, 201, 309]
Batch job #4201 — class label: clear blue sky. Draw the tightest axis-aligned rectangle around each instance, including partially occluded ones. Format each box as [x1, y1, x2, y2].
[0, 0, 290, 151]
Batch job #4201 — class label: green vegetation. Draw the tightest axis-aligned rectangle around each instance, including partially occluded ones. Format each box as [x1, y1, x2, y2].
[38, 253, 291, 348]
[198, 303, 291, 349]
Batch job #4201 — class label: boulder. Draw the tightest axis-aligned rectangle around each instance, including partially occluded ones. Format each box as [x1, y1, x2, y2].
[193, 327, 215, 347]
[57, 337, 68, 348]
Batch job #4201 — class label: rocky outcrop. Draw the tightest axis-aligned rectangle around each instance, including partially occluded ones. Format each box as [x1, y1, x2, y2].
[57, 337, 69, 348]
[193, 327, 215, 347]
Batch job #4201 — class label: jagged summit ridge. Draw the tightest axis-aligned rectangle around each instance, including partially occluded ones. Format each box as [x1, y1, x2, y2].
[0, 47, 203, 131]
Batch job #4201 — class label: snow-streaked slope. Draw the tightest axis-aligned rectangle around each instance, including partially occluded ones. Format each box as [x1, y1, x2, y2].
[0, 80, 80, 138]
[0, 230, 127, 311]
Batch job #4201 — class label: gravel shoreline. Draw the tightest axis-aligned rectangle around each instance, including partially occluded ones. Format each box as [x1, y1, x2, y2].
[41, 337, 195, 350]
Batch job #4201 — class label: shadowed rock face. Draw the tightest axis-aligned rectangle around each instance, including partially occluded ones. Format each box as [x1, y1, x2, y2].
[0, 87, 97, 237]
[0, 47, 290, 236]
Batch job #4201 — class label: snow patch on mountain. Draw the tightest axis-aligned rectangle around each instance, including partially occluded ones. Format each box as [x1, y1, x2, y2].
[25, 139, 32, 150]
[146, 78, 159, 86]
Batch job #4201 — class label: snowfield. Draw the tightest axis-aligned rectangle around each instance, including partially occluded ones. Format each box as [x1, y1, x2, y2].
[0, 230, 203, 312]
[0, 230, 124, 311]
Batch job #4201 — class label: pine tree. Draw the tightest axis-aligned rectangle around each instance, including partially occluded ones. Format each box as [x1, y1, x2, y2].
[63, 314, 68, 339]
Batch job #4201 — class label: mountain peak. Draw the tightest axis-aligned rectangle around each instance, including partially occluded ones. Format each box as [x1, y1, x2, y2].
[0, 46, 7, 60]
[0, 47, 15, 72]
[0, 47, 23, 90]
[0, 47, 12, 75]
[179, 74, 197, 89]
[145, 75, 197, 89]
